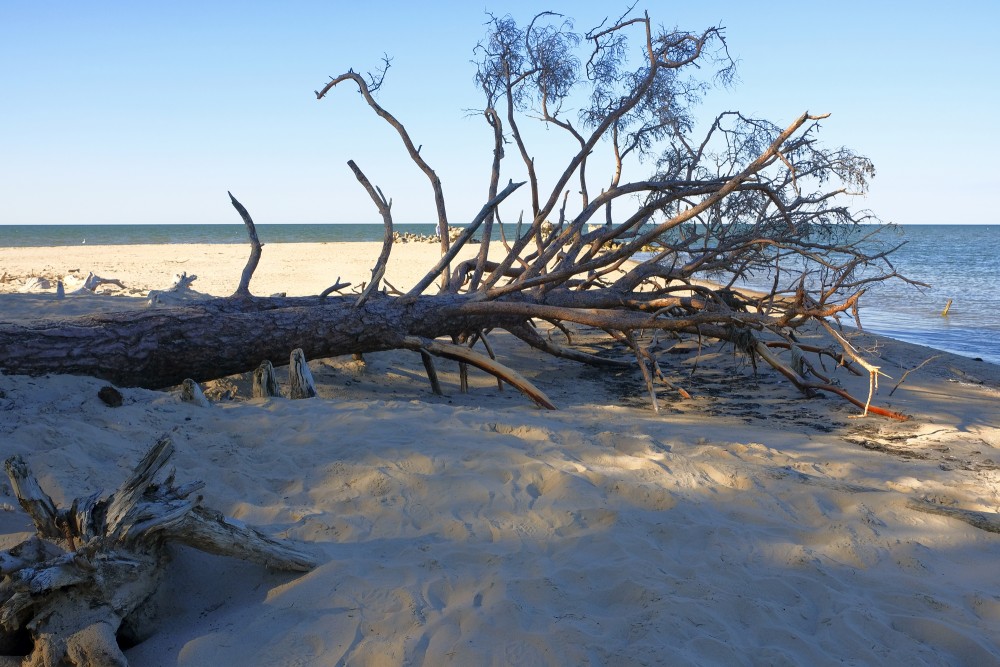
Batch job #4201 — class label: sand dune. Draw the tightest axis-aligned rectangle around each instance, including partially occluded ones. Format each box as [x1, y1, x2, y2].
[2, 242, 1000, 665]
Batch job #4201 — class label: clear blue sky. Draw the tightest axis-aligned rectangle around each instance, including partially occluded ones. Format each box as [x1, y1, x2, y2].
[2, 1, 996, 226]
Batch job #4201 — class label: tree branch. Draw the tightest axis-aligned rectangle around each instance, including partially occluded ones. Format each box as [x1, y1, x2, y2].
[402, 335, 555, 409]
[229, 192, 263, 298]
[347, 160, 394, 308]
[317, 72, 451, 285]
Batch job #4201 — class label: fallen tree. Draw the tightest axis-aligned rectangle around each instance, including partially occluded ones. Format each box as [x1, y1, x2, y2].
[0, 10, 918, 418]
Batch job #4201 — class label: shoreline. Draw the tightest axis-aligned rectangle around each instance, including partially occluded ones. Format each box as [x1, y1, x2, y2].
[3, 242, 1000, 664]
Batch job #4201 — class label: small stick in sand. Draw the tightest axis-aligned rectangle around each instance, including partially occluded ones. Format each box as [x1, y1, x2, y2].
[889, 354, 941, 396]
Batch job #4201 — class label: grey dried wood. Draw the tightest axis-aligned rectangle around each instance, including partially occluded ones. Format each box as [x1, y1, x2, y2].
[1, 438, 317, 665]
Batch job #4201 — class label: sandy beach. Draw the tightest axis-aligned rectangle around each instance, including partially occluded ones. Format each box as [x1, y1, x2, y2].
[2, 241, 1000, 666]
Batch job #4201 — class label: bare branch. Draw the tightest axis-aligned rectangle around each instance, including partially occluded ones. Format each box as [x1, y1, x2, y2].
[228, 192, 263, 298]
[402, 336, 556, 409]
[347, 160, 394, 307]
[407, 179, 525, 297]
[317, 71, 450, 284]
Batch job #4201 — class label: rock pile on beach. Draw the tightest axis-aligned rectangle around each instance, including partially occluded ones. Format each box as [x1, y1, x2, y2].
[392, 226, 467, 244]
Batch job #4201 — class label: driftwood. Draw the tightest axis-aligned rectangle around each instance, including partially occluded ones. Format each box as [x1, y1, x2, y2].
[146, 272, 200, 307]
[348, 160, 394, 308]
[402, 335, 555, 409]
[252, 360, 280, 398]
[0, 437, 316, 666]
[179, 379, 210, 407]
[229, 192, 262, 298]
[17, 278, 51, 293]
[165, 273, 197, 292]
[75, 273, 127, 294]
[16, 272, 127, 298]
[287, 349, 317, 399]
[16, 273, 127, 296]
[418, 350, 444, 395]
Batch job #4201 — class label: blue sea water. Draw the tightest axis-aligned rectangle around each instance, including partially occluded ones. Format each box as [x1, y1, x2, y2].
[850, 225, 999, 365]
[1, 223, 997, 365]
[0, 223, 440, 246]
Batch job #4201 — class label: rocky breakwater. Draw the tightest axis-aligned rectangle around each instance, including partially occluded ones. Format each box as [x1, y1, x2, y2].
[392, 226, 468, 244]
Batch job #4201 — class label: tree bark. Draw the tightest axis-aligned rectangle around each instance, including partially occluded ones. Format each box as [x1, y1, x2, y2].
[0, 285, 912, 419]
[0, 293, 495, 389]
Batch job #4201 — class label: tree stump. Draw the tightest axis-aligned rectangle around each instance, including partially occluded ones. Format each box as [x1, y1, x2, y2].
[288, 349, 317, 399]
[252, 360, 280, 398]
[179, 379, 210, 407]
[1, 437, 316, 666]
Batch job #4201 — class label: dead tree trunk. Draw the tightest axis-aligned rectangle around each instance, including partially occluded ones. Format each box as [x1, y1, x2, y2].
[0, 293, 517, 388]
[0, 437, 316, 666]
[0, 283, 909, 418]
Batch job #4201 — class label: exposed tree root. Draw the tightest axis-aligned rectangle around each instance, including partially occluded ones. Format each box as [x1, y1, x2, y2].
[1, 438, 316, 665]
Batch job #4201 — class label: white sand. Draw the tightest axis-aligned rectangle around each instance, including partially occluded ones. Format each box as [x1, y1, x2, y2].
[2, 242, 1000, 665]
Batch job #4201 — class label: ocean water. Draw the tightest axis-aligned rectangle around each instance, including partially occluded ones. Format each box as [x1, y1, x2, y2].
[0, 223, 440, 246]
[850, 225, 999, 365]
[1, 223, 997, 365]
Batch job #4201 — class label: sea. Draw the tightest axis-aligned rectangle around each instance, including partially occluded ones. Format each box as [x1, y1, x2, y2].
[2, 223, 997, 366]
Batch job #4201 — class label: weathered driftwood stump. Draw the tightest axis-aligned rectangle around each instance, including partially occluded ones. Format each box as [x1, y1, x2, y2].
[75, 272, 127, 294]
[287, 349, 317, 400]
[251, 360, 280, 399]
[146, 272, 201, 307]
[179, 378, 210, 407]
[0, 437, 316, 666]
